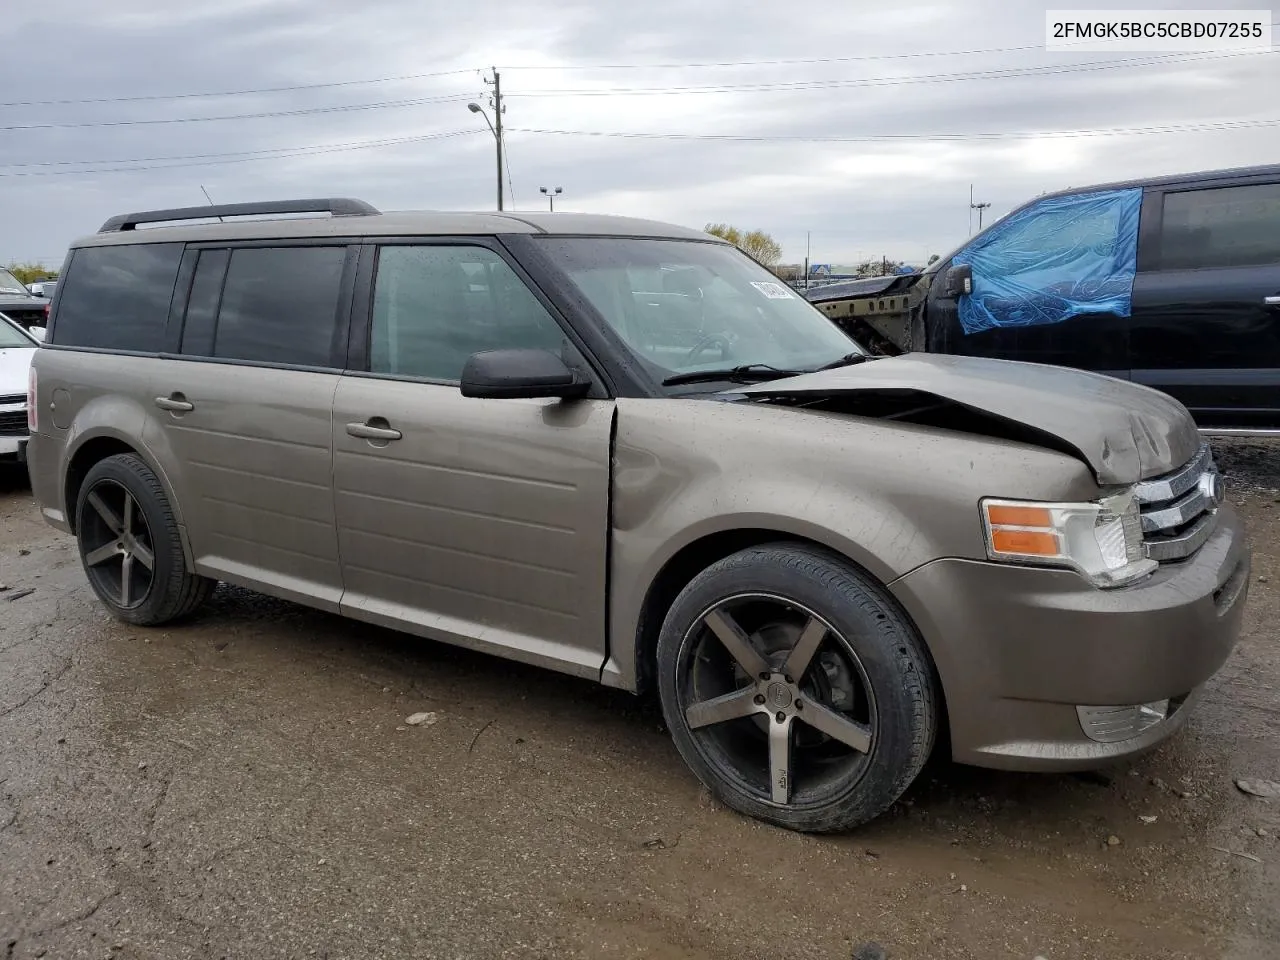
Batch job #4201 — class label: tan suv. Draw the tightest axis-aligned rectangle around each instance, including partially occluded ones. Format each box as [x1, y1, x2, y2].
[27, 198, 1249, 832]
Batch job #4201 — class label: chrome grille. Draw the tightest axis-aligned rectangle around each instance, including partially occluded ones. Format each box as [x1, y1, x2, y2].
[1134, 443, 1220, 563]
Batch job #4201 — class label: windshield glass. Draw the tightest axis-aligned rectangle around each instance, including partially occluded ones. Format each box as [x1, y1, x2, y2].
[537, 238, 864, 388]
[0, 317, 35, 349]
[0, 269, 29, 297]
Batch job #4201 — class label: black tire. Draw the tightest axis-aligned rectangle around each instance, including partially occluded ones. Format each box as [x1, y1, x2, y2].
[657, 543, 937, 833]
[75, 453, 215, 626]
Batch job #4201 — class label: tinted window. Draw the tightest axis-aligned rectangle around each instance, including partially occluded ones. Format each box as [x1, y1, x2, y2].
[205, 246, 346, 366]
[1159, 183, 1280, 270]
[52, 243, 183, 351]
[370, 245, 568, 381]
[180, 249, 229, 356]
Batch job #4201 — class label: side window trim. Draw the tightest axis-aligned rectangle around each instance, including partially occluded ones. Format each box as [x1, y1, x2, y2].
[164, 247, 200, 353]
[346, 237, 611, 397]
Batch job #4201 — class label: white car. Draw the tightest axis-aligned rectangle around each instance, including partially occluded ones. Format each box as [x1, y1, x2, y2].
[0, 312, 38, 464]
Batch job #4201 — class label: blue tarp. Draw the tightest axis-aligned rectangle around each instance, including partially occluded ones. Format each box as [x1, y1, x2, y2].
[953, 187, 1142, 335]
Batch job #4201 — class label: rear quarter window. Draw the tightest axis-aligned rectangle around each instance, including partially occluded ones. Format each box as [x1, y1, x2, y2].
[51, 243, 184, 351]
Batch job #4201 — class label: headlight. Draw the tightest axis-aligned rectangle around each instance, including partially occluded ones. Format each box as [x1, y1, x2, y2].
[980, 492, 1155, 588]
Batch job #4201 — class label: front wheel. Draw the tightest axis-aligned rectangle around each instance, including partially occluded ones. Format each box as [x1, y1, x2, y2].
[657, 544, 938, 833]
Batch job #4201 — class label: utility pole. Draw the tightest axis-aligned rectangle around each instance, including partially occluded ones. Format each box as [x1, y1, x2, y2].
[470, 70, 506, 210]
[969, 183, 991, 235]
[803, 231, 811, 290]
[492, 69, 504, 211]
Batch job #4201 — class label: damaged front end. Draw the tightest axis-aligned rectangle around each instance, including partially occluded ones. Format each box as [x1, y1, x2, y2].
[731, 353, 1201, 486]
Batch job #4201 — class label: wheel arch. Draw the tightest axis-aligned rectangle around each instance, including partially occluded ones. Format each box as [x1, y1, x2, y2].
[623, 525, 948, 748]
[62, 429, 196, 569]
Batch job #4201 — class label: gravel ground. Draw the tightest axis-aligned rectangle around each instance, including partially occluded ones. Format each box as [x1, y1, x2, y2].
[0, 440, 1277, 960]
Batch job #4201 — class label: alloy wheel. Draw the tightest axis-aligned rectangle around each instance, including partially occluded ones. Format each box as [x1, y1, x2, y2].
[677, 594, 878, 806]
[80, 478, 156, 610]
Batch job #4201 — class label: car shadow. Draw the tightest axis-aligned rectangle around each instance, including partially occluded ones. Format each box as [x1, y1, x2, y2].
[0, 463, 31, 495]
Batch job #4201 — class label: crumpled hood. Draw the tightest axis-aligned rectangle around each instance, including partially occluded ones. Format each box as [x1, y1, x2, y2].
[734, 353, 1201, 485]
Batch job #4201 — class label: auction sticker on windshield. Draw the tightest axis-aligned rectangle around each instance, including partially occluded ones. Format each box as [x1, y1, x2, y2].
[750, 281, 794, 300]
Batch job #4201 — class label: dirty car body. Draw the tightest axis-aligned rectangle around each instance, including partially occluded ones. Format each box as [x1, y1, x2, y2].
[25, 199, 1250, 832]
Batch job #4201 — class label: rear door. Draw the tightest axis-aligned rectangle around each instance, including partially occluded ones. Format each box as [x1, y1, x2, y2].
[1129, 177, 1280, 429]
[331, 239, 614, 678]
[143, 242, 355, 610]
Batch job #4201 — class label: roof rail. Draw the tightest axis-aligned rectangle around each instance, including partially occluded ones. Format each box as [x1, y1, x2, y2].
[98, 198, 380, 233]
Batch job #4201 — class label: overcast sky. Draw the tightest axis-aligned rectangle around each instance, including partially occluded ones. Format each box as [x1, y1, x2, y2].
[1, 0, 1277, 268]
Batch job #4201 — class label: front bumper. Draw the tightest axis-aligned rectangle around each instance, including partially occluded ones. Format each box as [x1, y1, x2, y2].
[0, 434, 27, 461]
[890, 504, 1249, 770]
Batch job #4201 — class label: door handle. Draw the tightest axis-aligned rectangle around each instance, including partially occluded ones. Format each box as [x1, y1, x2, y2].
[346, 420, 402, 441]
[154, 394, 194, 412]
[1264, 296, 1280, 307]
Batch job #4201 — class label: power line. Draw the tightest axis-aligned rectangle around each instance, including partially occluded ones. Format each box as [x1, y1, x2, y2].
[0, 130, 481, 177]
[0, 93, 476, 132]
[0, 68, 481, 109]
[2, 114, 1271, 180]
[506, 117, 1280, 142]
[506, 50, 1275, 98]
[0, 132, 483, 169]
[501, 25, 1280, 69]
[6, 23, 1277, 111]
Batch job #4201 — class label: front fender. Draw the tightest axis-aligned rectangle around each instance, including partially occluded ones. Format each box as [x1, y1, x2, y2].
[603, 396, 1099, 691]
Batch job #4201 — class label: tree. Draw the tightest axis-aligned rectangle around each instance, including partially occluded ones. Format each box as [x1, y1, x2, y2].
[853, 258, 906, 278]
[5, 263, 59, 285]
[704, 223, 783, 267]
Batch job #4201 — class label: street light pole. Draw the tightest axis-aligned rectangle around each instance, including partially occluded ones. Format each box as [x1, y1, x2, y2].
[468, 82, 505, 211]
[539, 186, 563, 211]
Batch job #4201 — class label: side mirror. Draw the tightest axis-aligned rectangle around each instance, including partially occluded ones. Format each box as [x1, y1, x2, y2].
[28, 326, 47, 342]
[944, 263, 973, 298]
[460, 349, 589, 400]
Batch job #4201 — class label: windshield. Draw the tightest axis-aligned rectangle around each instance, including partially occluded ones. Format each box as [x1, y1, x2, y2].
[0, 316, 35, 349]
[537, 238, 865, 388]
[0, 269, 30, 297]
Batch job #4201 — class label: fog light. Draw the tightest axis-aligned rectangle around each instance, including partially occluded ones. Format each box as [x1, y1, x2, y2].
[1076, 700, 1170, 743]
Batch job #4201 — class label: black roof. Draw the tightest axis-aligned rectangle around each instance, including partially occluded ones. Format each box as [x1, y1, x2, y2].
[1038, 162, 1280, 201]
[922, 162, 1280, 273]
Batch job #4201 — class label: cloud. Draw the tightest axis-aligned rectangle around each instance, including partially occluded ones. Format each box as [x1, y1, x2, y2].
[1, 0, 1276, 265]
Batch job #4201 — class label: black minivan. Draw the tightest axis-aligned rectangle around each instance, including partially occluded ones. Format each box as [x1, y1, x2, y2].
[808, 164, 1280, 432]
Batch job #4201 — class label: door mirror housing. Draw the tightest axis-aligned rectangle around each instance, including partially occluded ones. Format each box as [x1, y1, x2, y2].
[460, 349, 590, 400]
[27, 326, 47, 342]
[944, 263, 973, 298]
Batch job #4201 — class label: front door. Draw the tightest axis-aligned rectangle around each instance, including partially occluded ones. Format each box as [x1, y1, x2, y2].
[332, 241, 614, 678]
[1129, 179, 1280, 429]
[931, 189, 1139, 380]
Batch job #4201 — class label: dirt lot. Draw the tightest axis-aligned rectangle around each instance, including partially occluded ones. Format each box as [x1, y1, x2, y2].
[1, 442, 1278, 960]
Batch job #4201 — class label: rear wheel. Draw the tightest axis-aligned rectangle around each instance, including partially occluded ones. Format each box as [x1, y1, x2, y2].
[657, 543, 937, 832]
[75, 453, 214, 625]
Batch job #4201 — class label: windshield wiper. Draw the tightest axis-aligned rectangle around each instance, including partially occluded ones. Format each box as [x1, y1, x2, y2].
[661, 363, 805, 387]
[815, 352, 873, 371]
